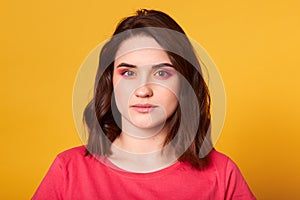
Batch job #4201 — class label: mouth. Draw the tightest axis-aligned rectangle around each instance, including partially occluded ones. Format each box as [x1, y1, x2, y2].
[130, 104, 158, 113]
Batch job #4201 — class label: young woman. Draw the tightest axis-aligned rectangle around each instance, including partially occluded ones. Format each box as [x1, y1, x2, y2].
[32, 9, 256, 199]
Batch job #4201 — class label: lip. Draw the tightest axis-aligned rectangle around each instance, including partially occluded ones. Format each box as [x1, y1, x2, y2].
[130, 104, 157, 113]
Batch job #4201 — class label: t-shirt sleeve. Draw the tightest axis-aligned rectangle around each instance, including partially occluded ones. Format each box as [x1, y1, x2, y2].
[32, 156, 65, 200]
[224, 158, 256, 200]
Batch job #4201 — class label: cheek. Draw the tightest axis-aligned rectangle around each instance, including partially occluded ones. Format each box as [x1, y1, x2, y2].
[162, 75, 180, 96]
[113, 79, 137, 111]
[159, 80, 180, 101]
[114, 83, 129, 104]
[157, 88, 179, 112]
[113, 75, 125, 109]
[167, 93, 179, 108]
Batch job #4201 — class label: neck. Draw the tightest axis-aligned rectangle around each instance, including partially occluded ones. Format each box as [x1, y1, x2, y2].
[109, 122, 178, 172]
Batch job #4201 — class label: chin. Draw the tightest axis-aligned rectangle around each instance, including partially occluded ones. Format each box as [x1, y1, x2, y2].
[133, 121, 165, 129]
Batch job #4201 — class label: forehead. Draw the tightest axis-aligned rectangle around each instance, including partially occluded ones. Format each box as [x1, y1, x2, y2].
[114, 36, 171, 67]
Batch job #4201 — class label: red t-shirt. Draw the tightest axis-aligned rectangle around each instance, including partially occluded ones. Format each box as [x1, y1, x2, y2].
[32, 146, 256, 200]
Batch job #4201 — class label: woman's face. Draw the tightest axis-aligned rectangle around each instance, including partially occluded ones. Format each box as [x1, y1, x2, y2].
[112, 36, 180, 132]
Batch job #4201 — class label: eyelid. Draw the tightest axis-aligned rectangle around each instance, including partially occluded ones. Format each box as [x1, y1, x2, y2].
[153, 68, 175, 79]
[117, 68, 136, 77]
[154, 70, 170, 76]
[123, 71, 135, 76]
[154, 66, 175, 73]
[116, 65, 176, 78]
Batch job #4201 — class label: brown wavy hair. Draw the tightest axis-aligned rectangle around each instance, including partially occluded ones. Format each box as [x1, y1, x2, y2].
[83, 9, 212, 169]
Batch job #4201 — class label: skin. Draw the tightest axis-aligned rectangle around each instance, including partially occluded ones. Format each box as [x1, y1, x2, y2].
[112, 36, 180, 154]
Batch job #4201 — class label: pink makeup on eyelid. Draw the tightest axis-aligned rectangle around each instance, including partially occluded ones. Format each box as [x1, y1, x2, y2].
[152, 70, 174, 80]
[116, 66, 176, 80]
[117, 68, 132, 76]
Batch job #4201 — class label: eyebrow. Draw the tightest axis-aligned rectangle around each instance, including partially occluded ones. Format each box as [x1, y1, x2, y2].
[116, 62, 174, 69]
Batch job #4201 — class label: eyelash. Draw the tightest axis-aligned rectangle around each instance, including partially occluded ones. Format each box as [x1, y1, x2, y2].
[118, 69, 173, 79]
[121, 70, 136, 77]
[154, 70, 171, 77]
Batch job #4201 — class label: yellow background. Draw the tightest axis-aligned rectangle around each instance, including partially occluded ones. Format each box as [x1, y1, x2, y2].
[1, 0, 300, 199]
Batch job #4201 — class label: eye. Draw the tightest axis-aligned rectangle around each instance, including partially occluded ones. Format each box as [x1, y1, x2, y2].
[121, 70, 136, 77]
[154, 70, 171, 77]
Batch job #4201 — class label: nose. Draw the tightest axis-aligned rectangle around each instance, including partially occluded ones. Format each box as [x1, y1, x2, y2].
[135, 84, 153, 98]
